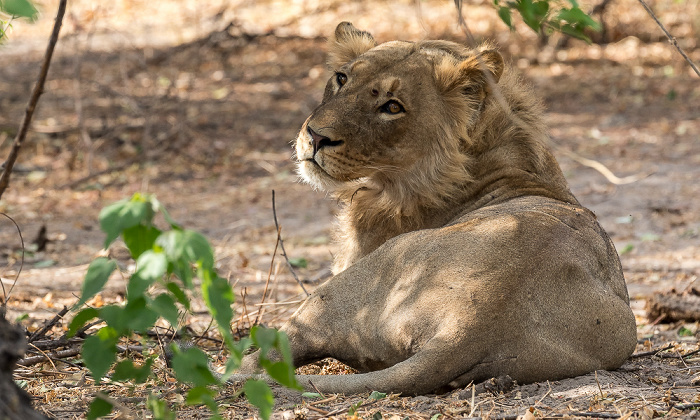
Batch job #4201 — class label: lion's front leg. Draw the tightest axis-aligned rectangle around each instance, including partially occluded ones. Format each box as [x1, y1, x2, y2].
[238, 290, 343, 374]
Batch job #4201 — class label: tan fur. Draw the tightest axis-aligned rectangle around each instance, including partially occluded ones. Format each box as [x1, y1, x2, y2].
[235, 23, 637, 395]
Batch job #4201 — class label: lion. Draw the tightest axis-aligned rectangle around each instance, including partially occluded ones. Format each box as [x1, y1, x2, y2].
[236, 22, 637, 395]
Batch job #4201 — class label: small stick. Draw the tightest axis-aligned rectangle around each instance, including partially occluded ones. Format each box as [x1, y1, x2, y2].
[17, 346, 81, 366]
[636, 0, 700, 78]
[308, 395, 338, 406]
[570, 412, 620, 418]
[28, 305, 69, 342]
[255, 225, 282, 325]
[271, 190, 310, 296]
[681, 348, 700, 359]
[673, 403, 700, 410]
[308, 380, 326, 399]
[594, 371, 605, 398]
[0, 0, 68, 199]
[469, 383, 477, 417]
[27, 342, 59, 371]
[306, 405, 330, 415]
[630, 344, 675, 358]
[0, 213, 25, 305]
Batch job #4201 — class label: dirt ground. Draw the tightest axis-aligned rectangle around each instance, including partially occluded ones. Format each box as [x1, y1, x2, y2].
[1, 0, 700, 418]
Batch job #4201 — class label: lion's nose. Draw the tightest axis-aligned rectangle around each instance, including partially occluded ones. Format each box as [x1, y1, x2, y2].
[308, 127, 342, 155]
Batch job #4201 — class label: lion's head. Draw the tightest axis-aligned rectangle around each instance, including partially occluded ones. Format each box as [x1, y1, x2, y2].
[294, 22, 577, 272]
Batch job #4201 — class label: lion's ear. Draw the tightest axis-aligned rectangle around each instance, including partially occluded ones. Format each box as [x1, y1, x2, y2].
[327, 22, 376, 69]
[435, 49, 504, 95]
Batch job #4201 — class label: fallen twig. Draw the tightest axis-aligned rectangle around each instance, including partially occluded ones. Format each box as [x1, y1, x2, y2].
[569, 412, 620, 418]
[0, 0, 68, 199]
[17, 347, 81, 366]
[271, 190, 310, 297]
[630, 344, 675, 358]
[552, 143, 651, 185]
[28, 305, 69, 342]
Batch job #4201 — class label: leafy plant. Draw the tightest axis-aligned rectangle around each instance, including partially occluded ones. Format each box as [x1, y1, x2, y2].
[68, 193, 300, 419]
[493, 0, 601, 42]
[0, 0, 38, 42]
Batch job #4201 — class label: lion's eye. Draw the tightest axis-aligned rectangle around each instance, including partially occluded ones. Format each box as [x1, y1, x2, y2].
[336, 73, 348, 87]
[380, 100, 405, 115]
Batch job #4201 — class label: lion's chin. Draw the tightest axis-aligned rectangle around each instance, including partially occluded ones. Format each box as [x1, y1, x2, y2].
[297, 160, 343, 191]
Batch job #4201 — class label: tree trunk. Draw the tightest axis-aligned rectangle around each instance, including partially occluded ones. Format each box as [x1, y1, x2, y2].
[0, 310, 48, 419]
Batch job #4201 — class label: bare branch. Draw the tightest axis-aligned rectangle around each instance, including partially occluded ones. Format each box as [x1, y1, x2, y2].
[637, 0, 700, 78]
[0, 0, 68, 199]
[271, 190, 310, 297]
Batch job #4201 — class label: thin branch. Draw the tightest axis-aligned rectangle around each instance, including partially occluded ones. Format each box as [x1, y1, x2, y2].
[630, 344, 675, 358]
[255, 226, 281, 325]
[0, 212, 25, 305]
[17, 346, 81, 366]
[0, 0, 68, 199]
[637, 0, 700, 78]
[28, 305, 69, 342]
[271, 190, 310, 296]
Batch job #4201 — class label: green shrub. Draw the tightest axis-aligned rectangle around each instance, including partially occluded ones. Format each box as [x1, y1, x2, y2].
[69, 193, 299, 419]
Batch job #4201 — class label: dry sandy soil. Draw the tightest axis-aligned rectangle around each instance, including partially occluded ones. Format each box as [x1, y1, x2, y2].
[1, 0, 700, 418]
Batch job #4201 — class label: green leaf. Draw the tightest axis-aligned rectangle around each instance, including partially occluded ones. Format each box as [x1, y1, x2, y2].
[166, 281, 190, 310]
[112, 359, 154, 383]
[99, 196, 154, 248]
[619, 243, 634, 255]
[251, 325, 278, 358]
[150, 293, 180, 328]
[497, 6, 513, 28]
[260, 360, 300, 390]
[186, 386, 219, 413]
[87, 396, 113, 420]
[1, 0, 38, 20]
[223, 337, 252, 377]
[558, 7, 600, 31]
[157, 229, 214, 270]
[288, 257, 308, 268]
[348, 401, 362, 416]
[244, 379, 274, 420]
[369, 391, 387, 400]
[122, 224, 161, 259]
[679, 326, 694, 337]
[170, 346, 218, 387]
[98, 305, 126, 333]
[147, 395, 175, 420]
[150, 196, 179, 228]
[67, 307, 99, 337]
[275, 330, 294, 365]
[302, 392, 323, 399]
[99, 298, 158, 334]
[515, 0, 549, 32]
[82, 334, 117, 384]
[201, 271, 234, 344]
[77, 257, 117, 307]
[123, 297, 159, 332]
[127, 250, 168, 298]
[170, 259, 194, 289]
